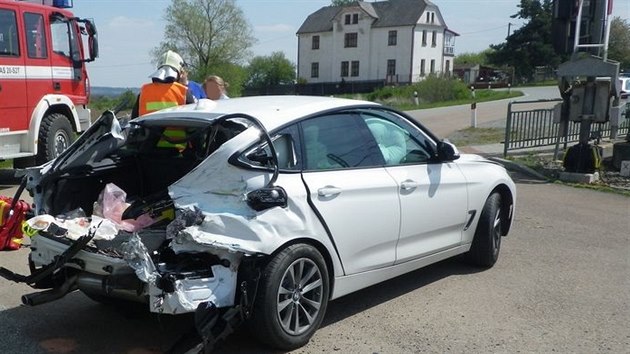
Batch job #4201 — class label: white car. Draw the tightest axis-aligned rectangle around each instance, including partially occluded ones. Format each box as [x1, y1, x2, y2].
[1, 96, 516, 351]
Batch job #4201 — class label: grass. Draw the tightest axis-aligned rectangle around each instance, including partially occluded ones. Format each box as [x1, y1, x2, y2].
[447, 127, 504, 146]
[338, 86, 524, 111]
[506, 153, 630, 197]
[385, 90, 523, 111]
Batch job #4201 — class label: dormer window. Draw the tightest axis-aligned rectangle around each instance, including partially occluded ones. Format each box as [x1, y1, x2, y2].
[345, 13, 359, 25]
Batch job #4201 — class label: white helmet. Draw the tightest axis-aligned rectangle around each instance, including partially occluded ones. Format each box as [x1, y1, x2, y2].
[150, 50, 185, 81]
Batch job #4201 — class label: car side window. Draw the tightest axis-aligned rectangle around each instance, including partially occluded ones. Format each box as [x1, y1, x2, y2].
[359, 110, 435, 165]
[241, 124, 302, 171]
[301, 113, 383, 170]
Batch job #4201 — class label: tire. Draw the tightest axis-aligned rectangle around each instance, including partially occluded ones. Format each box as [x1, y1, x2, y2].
[13, 113, 75, 168]
[465, 192, 502, 268]
[14, 113, 74, 168]
[249, 244, 329, 350]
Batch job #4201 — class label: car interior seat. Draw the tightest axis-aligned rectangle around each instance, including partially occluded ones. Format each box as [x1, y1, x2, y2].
[367, 121, 407, 165]
[303, 125, 335, 170]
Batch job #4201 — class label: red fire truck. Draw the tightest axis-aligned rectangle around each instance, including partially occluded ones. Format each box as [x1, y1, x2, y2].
[0, 0, 97, 167]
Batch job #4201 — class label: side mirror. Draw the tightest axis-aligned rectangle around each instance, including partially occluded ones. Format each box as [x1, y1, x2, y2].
[76, 18, 98, 62]
[437, 141, 460, 161]
[246, 186, 288, 211]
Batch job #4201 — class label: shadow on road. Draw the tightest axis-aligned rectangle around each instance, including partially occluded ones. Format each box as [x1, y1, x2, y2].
[0, 257, 487, 354]
[216, 257, 485, 353]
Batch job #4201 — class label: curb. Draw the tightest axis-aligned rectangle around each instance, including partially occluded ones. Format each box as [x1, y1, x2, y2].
[487, 157, 550, 181]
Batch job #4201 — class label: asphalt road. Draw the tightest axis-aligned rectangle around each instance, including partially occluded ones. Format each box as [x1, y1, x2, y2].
[0, 175, 628, 353]
[406, 86, 561, 137]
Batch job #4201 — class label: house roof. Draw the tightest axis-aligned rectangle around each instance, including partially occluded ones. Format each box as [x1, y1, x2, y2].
[297, 0, 433, 34]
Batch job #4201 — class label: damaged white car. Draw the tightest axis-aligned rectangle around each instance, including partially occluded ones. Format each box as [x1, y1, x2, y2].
[1, 96, 515, 351]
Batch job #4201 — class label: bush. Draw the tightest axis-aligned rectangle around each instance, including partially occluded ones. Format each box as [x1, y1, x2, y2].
[368, 74, 470, 104]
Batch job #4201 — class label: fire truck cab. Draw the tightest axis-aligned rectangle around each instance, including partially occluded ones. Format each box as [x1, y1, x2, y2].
[0, 0, 97, 167]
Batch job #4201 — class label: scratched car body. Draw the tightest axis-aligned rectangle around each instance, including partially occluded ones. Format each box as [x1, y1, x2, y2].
[3, 96, 515, 350]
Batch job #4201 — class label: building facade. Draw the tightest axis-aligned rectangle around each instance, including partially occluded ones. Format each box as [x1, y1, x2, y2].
[297, 0, 457, 85]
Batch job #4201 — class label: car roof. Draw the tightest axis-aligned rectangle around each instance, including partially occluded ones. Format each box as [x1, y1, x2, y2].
[138, 95, 381, 131]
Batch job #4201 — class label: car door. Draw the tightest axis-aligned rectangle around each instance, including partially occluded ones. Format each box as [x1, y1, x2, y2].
[299, 112, 401, 275]
[358, 109, 469, 264]
[0, 6, 27, 131]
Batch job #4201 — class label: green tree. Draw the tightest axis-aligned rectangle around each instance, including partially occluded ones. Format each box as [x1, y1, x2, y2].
[608, 17, 630, 70]
[487, 0, 564, 81]
[153, 0, 255, 95]
[246, 52, 296, 89]
[454, 49, 493, 66]
[331, 0, 357, 5]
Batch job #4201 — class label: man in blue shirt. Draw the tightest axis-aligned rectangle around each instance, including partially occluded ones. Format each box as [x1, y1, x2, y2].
[179, 64, 206, 100]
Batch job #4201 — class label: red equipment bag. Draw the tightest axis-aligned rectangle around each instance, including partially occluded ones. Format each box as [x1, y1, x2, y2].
[0, 196, 31, 251]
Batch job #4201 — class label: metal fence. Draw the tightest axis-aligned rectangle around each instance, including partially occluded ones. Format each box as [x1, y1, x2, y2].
[503, 100, 630, 156]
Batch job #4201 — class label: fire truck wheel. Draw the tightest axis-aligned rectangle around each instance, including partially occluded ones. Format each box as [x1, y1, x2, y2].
[14, 113, 75, 168]
[36, 113, 75, 165]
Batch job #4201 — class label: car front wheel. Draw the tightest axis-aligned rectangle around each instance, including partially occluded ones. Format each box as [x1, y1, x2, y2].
[465, 192, 502, 267]
[249, 244, 329, 350]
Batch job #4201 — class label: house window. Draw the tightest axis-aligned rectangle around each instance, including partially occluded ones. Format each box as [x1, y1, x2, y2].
[344, 13, 358, 25]
[432, 31, 437, 47]
[445, 60, 450, 74]
[351, 60, 359, 77]
[341, 61, 349, 77]
[426, 12, 430, 23]
[387, 59, 396, 76]
[311, 62, 319, 78]
[388, 30, 397, 46]
[422, 30, 427, 46]
[431, 13, 435, 23]
[344, 32, 358, 48]
[430, 59, 435, 73]
[312, 35, 320, 50]
[420, 59, 425, 76]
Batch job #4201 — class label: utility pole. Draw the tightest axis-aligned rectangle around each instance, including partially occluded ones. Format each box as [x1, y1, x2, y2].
[507, 22, 512, 39]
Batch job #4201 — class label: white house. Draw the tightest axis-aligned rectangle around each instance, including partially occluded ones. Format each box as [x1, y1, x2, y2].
[296, 0, 458, 84]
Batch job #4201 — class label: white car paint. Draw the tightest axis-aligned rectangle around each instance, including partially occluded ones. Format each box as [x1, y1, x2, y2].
[15, 96, 515, 325]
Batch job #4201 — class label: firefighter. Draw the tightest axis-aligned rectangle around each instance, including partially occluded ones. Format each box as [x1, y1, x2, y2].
[131, 50, 195, 118]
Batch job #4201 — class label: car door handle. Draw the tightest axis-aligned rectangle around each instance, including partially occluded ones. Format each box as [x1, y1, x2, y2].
[317, 186, 342, 197]
[400, 180, 420, 191]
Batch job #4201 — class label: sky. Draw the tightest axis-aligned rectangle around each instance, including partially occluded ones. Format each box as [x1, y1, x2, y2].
[68, 0, 630, 88]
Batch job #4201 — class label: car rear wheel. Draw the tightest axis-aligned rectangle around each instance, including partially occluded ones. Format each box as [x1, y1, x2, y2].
[465, 192, 502, 267]
[249, 244, 329, 350]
